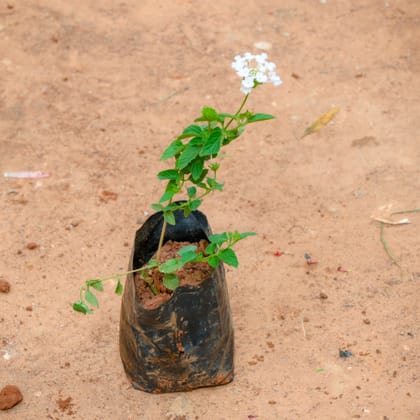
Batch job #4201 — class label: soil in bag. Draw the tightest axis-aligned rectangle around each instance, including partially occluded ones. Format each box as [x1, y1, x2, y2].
[119, 208, 234, 393]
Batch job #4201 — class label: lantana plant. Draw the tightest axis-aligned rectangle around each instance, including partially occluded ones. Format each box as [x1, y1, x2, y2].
[73, 52, 282, 314]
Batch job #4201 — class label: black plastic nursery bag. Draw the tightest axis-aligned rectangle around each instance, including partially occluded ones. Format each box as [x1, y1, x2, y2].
[119, 209, 234, 393]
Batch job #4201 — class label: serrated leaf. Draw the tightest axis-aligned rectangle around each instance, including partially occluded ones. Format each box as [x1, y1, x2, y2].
[163, 273, 179, 290]
[159, 181, 180, 203]
[182, 125, 203, 137]
[163, 211, 176, 225]
[176, 144, 201, 170]
[219, 248, 239, 267]
[183, 206, 191, 217]
[85, 289, 99, 308]
[247, 113, 276, 123]
[199, 128, 223, 157]
[209, 232, 228, 245]
[208, 255, 220, 268]
[201, 107, 219, 122]
[159, 190, 176, 203]
[72, 301, 93, 314]
[180, 250, 198, 264]
[161, 139, 184, 160]
[205, 243, 217, 254]
[89, 280, 104, 292]
[151, 203, 164, 212]
[160, 258, 183, 273]
[301, 106, 340, 138]
[206, 177, 223, 191]
[177, 245, 198, 255]
[189, 199, 202, 211]
[190, 158, 204, 181]
[158, 169, 180, 181]
[115, 279, 123, 295]
[187, 186, 197, 198]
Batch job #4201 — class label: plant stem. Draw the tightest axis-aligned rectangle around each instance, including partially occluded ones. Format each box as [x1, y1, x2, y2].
[380, 222, 400, 267]
[225, 94, 249, 129]
[156, 217, 167, 263]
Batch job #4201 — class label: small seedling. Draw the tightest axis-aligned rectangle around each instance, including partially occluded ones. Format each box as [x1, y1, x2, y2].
[73, 53, 282, 314]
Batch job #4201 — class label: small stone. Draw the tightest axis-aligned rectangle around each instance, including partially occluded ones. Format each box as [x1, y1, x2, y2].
[0, 385, 23, 410]
[99, 190, 118, 203]
[339, 349, 353, 358]
[26, 242, 39, 250]
[166, 396, 195, 420]
[254, 41, 272, 50]
[363, 318, 371, 325]
[319, 292, 328, 300]
[0, 278, 10, 293]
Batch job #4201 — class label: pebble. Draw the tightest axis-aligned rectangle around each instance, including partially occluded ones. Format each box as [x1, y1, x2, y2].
[0, 278, 10, 293]
[166, 396, 195, 420]
[254, 41, 272, 50]
[0, 385, 23, 410]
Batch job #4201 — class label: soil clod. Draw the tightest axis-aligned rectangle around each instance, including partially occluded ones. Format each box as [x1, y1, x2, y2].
[0, 385, 23, 410]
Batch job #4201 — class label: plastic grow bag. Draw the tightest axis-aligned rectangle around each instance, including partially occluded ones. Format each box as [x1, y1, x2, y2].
[119, 208, 234, 393]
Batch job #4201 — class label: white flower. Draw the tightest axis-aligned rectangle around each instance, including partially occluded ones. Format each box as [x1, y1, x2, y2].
[232, 52, 282, 94]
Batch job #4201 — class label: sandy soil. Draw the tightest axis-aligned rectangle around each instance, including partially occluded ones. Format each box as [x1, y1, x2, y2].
[1, 0, 419, 419]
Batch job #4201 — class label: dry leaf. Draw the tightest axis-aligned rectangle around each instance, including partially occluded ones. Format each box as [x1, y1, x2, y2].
[371, 216, 410, 225]
[301, 106, 340, 138]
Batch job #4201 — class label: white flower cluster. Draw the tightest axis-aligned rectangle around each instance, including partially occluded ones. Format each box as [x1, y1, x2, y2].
[232, 52, 282, 94]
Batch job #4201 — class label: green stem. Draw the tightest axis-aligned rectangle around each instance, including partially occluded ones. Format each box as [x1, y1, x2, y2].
[225, 94, 249, 129]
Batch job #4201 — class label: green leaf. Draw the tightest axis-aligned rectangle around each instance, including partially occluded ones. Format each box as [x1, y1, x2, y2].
[190, 158, 204, 181]
[181, 125, 203, 137]
[208, 255, 220, 268]
[85, 289, 99, 308]
[218, 112, 236, 122]
[239, 231, 257, 240]
[72, 301, 93, 314]
[219, 248, 239, 267]
[199, 128, 223, 157]
[180, 250, 198, 264]
[163, 211, 176, 225]
[89, 280, 104, 292]
[207, 177, 223, 191]
[209, 232, 228, 245]
[115, 279, 123, 295]
[159, 190, 176, 203]
[209, 163, 220, 172]
[205, 243, 218, 254]
[163, 273, 179, 290]
[176, 144, 201, 170]
[158, 169, 180, 181]
[187, 186, 197, 198]
[194, 107, 219, 122]
[247, 113, 275, 123]
[159, 181, 180, 203]
[161, 139, 184, 160]
[189, 199, 202, 211]
[145, 259, 159, 270]
[160, 258, 183, 273]
[178, 245, 198, 255]
[151, 203, 164, 212]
